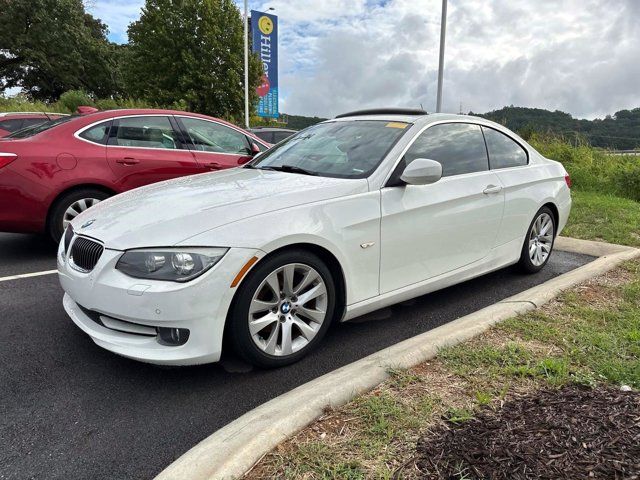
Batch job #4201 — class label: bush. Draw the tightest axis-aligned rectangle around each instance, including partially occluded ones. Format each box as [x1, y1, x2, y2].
[0, 94, 59, 113]
[56, 90, 95, 113]
[613, 164, 640, 201]
[529, 133, 640, 202]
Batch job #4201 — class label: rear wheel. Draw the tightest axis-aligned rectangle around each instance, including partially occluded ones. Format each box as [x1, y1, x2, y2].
[518, 206, 556, 273]
[47, 188, 110, 243]
[228, 250, 336, 368]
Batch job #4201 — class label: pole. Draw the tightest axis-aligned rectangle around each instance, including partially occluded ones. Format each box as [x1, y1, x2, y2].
[436, 0, 447, 113]
[244, 0, 249, 129]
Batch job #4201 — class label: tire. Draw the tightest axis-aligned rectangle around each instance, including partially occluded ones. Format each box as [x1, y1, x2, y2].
[518, 206, 556, 273]
[228, 249, 337, 368]
[47, 188, 110, 243]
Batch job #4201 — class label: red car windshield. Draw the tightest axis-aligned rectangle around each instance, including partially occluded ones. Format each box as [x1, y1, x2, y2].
[7, 115, 78, 139]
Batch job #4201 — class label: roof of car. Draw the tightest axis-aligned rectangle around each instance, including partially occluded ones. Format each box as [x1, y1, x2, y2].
[330, 111, 496, 127]
[0, 112, 68, 118]
[74, 108, 265, 140]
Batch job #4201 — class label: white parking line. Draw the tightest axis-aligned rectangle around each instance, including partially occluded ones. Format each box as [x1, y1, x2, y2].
[0, 270, 58, 283]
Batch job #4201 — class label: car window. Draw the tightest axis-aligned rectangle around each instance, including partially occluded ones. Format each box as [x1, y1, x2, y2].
[78, 121, 112, 145]
[21, 118, 48, 129]
[110, 116, 181, 149]
[272, 131, 293, 143]
[0, 119, 25, 132]
[7, 115, 77, 138]
[180, 117, 250, 154]
[482, 126, 528, 169]
[251, 120, 409, 179]
[404, 123, 489, 177]
[252, 131, 273, 143]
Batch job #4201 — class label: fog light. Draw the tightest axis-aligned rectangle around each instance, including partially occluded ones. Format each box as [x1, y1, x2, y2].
[157, 327, 190, 346]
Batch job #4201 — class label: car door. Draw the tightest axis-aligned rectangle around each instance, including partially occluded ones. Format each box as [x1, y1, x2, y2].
[380, 122, 505, 294]
[481, 126, 535, 246]
[106, 115, 201, 190]
[176, 116, 255, 171]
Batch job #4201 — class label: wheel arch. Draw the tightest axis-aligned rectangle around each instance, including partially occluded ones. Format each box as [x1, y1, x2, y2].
[45, 183, 116, 230]
[540, 201, 560, 237]
[222, 241, 348, 354]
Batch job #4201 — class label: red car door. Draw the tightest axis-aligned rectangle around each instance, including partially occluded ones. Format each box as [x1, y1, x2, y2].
[175, 116, 255, 171]
[106, 115, 201, 190]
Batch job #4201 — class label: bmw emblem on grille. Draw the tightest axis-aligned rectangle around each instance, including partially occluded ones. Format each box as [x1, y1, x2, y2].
[81, 219, 96, 229]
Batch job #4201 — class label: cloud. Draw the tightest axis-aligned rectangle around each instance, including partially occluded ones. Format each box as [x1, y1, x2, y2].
[90, 0, 640, 119]
[87, 0, 144, 43]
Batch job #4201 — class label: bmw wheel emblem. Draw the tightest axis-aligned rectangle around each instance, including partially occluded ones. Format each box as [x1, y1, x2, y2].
[280, 302, 291, 314]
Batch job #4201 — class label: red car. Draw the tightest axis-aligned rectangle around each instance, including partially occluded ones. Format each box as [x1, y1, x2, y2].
[0, 112, 68, 137]
[0, 109, 271, 241]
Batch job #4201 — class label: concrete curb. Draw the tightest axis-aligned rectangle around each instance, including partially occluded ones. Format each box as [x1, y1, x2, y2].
[155, 237, 639, 480]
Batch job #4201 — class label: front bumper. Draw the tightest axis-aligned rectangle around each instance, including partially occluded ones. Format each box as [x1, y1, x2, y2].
[58, 240, 261, 365]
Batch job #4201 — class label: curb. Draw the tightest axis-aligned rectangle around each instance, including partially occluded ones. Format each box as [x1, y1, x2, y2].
[155, 237, 639, 480]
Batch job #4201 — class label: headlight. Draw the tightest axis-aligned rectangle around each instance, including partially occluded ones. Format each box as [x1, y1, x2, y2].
[115, 248, 228, 282]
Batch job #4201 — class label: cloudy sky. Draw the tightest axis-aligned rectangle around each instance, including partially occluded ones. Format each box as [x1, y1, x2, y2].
[87, 0, 640, 119]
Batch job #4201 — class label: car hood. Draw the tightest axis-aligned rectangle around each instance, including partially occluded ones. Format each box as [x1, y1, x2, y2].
[72, 168, 369, 249]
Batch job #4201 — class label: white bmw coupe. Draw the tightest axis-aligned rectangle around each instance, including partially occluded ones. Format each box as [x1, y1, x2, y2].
[58, 109, 571, 368]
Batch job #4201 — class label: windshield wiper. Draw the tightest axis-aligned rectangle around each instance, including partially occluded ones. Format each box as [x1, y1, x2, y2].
[260, 165, 318, 176]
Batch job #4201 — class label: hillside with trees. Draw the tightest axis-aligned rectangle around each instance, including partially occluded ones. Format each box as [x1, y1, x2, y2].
[477, 106, 640, 150]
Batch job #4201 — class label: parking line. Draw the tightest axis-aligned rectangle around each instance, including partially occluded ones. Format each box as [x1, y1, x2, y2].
[0, 270, 58, 283]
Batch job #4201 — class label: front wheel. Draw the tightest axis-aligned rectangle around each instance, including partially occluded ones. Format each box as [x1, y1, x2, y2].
[228, 250, 336, 368]
[518, 206, 556, 273]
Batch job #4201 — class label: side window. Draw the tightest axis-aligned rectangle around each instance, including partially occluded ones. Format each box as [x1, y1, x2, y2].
[78, 120, 112, 145]
[109, 116, 182, 149]
[404, 123, 489, 177]
[180, 117, 250, 154]
[482, 127, 528, 169]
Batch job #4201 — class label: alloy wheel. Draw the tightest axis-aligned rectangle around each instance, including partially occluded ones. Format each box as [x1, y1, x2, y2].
[248, 263, 328, 357]
[529, 212, 554, 266]
[63, 198, 102, 229]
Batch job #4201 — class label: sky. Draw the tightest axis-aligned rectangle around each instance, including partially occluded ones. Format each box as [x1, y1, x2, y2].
[86, 0, 640, 119]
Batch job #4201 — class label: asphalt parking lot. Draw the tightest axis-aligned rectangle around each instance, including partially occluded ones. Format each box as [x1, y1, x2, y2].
[0, 232, 595, 480]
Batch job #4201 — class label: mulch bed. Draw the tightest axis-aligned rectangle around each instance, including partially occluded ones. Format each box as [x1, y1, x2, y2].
[415, 386, 640, 479]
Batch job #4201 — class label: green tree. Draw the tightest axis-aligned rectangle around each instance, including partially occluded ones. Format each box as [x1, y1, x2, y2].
[124, 0, 262, 117]
[0, 0, 124, 101]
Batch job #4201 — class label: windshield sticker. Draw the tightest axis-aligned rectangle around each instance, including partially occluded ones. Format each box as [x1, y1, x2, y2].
[385, 122, 409, 129]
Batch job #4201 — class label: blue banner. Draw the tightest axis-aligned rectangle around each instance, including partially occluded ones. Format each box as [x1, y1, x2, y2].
[251, 10, 278, 118]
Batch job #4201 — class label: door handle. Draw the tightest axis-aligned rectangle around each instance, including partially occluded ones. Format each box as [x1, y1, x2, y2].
[116, 157, 140, 166]
[205, 162, 221, 170]
[483, 185, 503, 195]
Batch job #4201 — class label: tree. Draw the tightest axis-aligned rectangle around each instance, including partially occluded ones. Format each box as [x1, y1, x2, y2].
[0, 0, 123, 101]
[124, 0, 262, 118]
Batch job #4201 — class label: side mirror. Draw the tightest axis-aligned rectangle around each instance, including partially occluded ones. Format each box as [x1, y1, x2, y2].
[250, 142, 261, 155]
[400, 158, 442, 185]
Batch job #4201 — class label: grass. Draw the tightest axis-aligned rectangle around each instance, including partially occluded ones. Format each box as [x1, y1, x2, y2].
[247, 260, 640, 479]
[563, 190, 640, 247]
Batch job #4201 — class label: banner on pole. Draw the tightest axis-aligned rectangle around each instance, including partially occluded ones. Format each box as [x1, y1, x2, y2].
[251, 10, 278, 118]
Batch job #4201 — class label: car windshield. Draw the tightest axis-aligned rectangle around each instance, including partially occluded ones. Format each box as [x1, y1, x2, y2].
[249, 120, 410, 178]
[7, 115, 78, 138]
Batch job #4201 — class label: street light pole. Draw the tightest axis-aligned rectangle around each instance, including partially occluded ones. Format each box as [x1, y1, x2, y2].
[436, 0, 447, 113]
[244, 0, 249, 129]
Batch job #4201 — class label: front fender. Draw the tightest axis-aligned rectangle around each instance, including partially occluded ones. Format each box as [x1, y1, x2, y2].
[180, 191, 382, 305]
